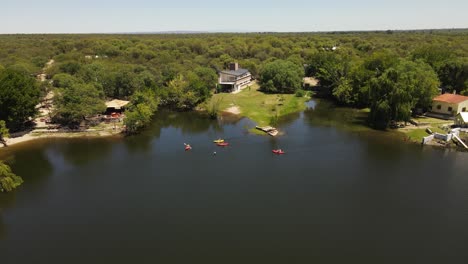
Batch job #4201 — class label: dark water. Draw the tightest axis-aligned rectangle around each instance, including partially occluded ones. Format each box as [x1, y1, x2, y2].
[1, 101, 468, 264]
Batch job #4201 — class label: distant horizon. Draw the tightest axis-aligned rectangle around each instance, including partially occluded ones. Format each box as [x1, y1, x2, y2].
[2, 0, 467, 34]
[1, 27, 467, 35]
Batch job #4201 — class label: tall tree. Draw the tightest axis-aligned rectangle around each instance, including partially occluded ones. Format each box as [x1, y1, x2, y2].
[52, 73, 78, 88]
[438, 58, 468, 93]
[0, 68, 41, 131]
[54, 83, 106, 125]
[337, 50, 399, 106]
[260, 59, 304, 93]
[369, 60, 440, 129]
[306, 51, 350, 88]
[124, 89, 159, 133]
[164, 74, 202, 109]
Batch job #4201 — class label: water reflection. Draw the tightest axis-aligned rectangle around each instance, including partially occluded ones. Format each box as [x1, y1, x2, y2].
[0, 192, 17, 240]
[278, 111, 301, 128]
[1, 100, 468, 262]
[0, 214, 5, 239]
[156, 110, 224, 134]
[0, 192, 16, 212]
[124, 110, 245, 153]
[303, 99, 369, 132]
[9, 148, 53, 190]
[55, 139, 115, 167]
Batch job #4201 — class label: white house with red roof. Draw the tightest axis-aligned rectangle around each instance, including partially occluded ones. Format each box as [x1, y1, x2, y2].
[431, 93, 468, 117]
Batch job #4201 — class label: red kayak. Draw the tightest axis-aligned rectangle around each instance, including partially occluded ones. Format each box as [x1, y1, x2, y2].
[184, 144, 192, 151]
[216, 142, 229, 147]
[272, 149, 285, 155]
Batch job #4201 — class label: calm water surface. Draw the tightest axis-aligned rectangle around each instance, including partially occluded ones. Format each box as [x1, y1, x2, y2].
[1, 101, 468, 263]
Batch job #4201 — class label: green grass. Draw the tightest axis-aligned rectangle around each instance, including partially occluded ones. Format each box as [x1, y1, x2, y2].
[405, 126, 446, 142]
[210, 83, 309, 126]
[399, 116, 452, 143]
[412, 116, 452, 126]
[405, 129, 430, 142]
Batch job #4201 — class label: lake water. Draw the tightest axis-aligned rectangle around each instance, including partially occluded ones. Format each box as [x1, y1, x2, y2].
[1, 101, 468, 263]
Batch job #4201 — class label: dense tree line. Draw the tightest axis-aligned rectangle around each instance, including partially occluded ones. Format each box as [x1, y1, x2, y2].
[0, 31, 466, 130]
[306, 48, 442, 128]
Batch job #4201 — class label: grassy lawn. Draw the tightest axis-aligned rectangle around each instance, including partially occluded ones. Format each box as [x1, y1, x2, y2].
[404, 126, 446, 142]
[210, 82, 309, 126]
[412, 116, 453, 126]
[401, 116, 454, 142]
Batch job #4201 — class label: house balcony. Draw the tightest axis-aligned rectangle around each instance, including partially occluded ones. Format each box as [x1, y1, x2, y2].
[219, 81, 236, 85]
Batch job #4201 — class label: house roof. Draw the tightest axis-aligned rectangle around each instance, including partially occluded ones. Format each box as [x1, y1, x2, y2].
[433, 93, 468, 104]
[458, 112, 468, 122]
[221, 68, 250, 76]
[105, 99, 130, 109]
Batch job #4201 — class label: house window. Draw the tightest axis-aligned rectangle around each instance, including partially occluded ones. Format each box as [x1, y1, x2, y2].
[448, 107, 453, 112]
[437, 105, 441, 110]
[463, 107, 466, 112]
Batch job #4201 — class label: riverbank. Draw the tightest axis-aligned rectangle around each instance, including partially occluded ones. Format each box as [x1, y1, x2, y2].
[1, 122, 124, 149]
[210, 82, 310, 126]
[399, 116, 452, 142]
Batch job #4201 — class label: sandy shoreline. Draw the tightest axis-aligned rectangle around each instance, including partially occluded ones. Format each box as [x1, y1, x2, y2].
[224, 106, 241, 115]
[1, 129, 123, 149]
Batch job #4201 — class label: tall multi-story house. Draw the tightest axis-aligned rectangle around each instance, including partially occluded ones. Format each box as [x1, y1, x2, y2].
[218, 63, 252, 93]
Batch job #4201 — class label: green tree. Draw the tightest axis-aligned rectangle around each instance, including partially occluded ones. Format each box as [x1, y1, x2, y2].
[0, 120, 9, 147]
[52, 73, 78, 88]
[342, 50, 400, 106]
[260, 59, 304, 93]
[123, 89, 159, 133]
[411, 44, 464, 91]
[369, 60, 440, 129]
[59, 61, 82, 75]
[54, 83, 106, 125]
[0, 68, 41, 130]
[438, 58, 468, 93]
[411, 44, 454, 70]
[0, 161, 23, 192]
[124, 103, 153, 133]
[332, 78, 355, 105]
[164, 74, 201, 109]
[306, 52, 350, 88]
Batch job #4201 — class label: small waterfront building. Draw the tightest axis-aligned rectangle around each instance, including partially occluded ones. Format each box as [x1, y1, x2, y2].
[105, 99, 130, 114]
[218, 63, 252, 93]
[431, 93, 468, 117]
[455, 112, 468, 127]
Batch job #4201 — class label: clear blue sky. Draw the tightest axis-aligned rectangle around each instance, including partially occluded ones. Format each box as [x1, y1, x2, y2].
[1, 0, 467, 33]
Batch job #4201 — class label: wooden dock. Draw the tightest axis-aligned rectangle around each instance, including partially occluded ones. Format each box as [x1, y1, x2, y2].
[255, 126, 279, 136]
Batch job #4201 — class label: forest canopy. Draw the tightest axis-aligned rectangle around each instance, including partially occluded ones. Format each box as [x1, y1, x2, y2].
[0, 31, 466, 129]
